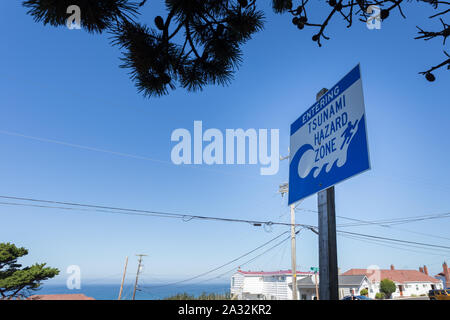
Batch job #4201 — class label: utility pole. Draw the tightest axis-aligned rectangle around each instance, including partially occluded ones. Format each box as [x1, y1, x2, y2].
[316, 88, 339, 300]
[290, 203, 298, 300]
[278, 178, 298, 300]
[314, 271, 319, 300]
[118, 256, 128, 300]
[132, 254, 147, 300]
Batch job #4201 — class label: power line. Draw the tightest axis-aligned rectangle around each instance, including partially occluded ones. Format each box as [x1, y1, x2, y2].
[0, 193, 303, 293]
[297, 207, 450, 227]
[343, 221, 450, 242]
[335, 230, 450, 251]
[293, 212, 450, 253]
[3, 194, 450, 254]
[0, 201, 183, 220]
[338, 233, 450, 257]
[0, 130, 267, 181]
[335, 213, 450, 241]
[296, 207, 450, 241]
[4, 128, 449, 190]
[140, 230, 298, 294]
[201, 231, 300, 282]
[0, 130, 169, 165]
[140, 230, 296, 290]
[0, 195, 316, 229]
[337, 213, 450, 227]
[236, 232, 300, 269]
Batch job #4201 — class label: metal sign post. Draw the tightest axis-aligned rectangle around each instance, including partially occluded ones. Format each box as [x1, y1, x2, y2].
[315, 88, 339, 300]
[315, 88, 338, 300]
[318, 186, 338, 300]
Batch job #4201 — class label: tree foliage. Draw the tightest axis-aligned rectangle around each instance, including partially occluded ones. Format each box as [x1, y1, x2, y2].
[375, 292, 385, 299]
[379, 278, 396, 299]
[0, 242, 59, 299]
[23, 0, 449, 98]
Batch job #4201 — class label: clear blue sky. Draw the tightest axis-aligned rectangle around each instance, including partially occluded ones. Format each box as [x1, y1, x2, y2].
[1, 1, 449, 292]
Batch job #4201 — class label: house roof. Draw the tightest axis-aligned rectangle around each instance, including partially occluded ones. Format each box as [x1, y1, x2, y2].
[237, 269, 314, 276]
[339, 275, 367, 286]
[296, 276, 317, 287]
[28, 294, 95, 300]
[296, 275, 367, 288]
[343, 268, 440, 284]
[435, 267, 450, 278]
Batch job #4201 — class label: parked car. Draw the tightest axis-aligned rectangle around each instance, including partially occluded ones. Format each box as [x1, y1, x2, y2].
[428, 289, 450, 300]
[342, 295, 373, 300]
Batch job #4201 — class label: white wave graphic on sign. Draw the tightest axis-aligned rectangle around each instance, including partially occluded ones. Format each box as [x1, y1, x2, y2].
[297, 115, 362, 179]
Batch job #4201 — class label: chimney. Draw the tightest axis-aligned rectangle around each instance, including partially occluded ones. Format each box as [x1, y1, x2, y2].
[444, 262, 449, 283]
[390, 264, 395, 271]
[419, 267, 424, 273]
[424, 265, 428, 275]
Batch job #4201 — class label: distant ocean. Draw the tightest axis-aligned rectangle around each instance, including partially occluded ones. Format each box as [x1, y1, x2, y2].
[34, 283, 230, 300]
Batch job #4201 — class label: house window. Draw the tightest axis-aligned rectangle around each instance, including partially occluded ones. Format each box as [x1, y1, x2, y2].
[231, 278, 235, 287]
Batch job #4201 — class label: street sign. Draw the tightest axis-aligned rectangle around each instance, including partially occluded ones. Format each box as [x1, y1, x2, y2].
[289, 65, 370, 205]
[310, 267, 319, 273]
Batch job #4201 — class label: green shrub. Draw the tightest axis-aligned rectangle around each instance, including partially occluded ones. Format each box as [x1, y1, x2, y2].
[380, 279, 396, 299]
[360, 288, 369, 296]
[375, 292, 385, 300]
[164, 292, 231, 300]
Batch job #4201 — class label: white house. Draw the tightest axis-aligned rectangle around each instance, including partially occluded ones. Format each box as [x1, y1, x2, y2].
[231, 265, 444, 300]
[230, 270, 314, 300]
[343, 264, 444, 298]
[230, 269, 372, 300]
